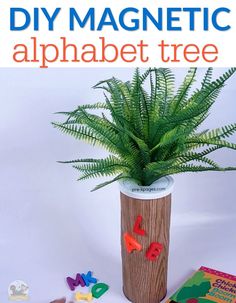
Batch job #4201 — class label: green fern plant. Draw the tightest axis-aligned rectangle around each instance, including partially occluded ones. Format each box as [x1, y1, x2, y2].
[52, 68, 236, 191]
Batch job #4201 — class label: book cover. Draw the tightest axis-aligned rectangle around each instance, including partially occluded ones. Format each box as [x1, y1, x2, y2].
[166, 267, 236, 303]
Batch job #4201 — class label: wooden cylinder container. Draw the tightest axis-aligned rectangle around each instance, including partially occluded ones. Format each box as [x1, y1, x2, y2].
[119, 177, 174, 303]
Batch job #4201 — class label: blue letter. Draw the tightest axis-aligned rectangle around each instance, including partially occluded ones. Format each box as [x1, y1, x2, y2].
[10, 8, 31, 31]
[212, 7, 231, 31]
[70, 8, 95, 30]
[34, 8, 39, 31]
[143, 8, 162, 31]
[119, 8, 139, 31]
[41, 8, 61, 31]
[183, 8, 201, 31]
[167, 8, 182, 31]
[81, 271, 97, 287]
[203, 8, 209, 31]
[97, 8, 118, 31]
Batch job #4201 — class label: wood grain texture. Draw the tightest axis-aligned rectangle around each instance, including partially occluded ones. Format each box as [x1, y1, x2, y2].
[120, 192, 172, 303]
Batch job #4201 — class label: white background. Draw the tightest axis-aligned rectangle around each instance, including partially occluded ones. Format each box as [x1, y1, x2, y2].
[0, 68, 236, 303]
[0, 0, 236, 67]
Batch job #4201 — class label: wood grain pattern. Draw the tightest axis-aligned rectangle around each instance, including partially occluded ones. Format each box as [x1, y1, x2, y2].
[120, 192, 172, 303]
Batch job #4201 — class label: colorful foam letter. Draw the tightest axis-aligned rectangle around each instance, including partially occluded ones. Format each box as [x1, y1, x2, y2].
[146, 242, 163, 261]
[92, 283, 109, 299]
[133, 215, 146, 236]
[81, 271, 97, 287]
[124, 233, 142, 253]
[75, 292, 93, 302]
[66, 274, 85, 291]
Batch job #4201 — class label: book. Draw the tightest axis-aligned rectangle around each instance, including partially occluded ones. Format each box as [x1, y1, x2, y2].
[166, 266, 236, 303]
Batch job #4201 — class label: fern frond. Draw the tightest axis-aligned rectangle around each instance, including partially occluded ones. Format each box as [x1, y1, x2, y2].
[75, 161, 127, 173]
[77, 167, 123, 181]
[201, 67, 213, 88]
[197, 123, 236, 140]
[91, 174, 132, 192]
[56, 103, 108, 115]
[156, 68, 175, 115]
[170, 164, 236, 174]
[187, 137, 236, 150]
[58, 158, 107, 164]
[171, 67, 197, 113]
[93, 78, 113, 92]
[177, 153, 220, 168]
[52, 122, 119, 154]
[52, 122, 100, 146]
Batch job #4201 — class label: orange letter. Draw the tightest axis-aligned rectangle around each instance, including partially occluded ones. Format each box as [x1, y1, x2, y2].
[202, 44, 218, 63]
[100, 37, 118, 63]
[120, 44, 137, 63]
[81, 44, 98, 62]
[124, 233, 142, 253]
[13, 44, 30, 63]
[40, 43, 59, 68]
[184, 44, 200, 63]
[137, 40, 149, 62]
[171, 43, 183, 62]
[61, 37, 80, 62]
[158, 40, 170, 62]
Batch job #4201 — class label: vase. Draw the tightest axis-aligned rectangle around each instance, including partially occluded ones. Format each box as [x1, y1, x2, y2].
[119, 176, 174, 303]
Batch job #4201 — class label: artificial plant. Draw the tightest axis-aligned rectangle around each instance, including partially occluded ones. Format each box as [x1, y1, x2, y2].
[52, 68, 236, 190]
